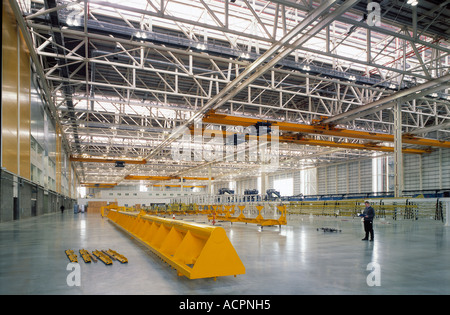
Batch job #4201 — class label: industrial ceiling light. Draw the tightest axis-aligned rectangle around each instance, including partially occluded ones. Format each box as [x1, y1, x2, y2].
[407, 0, 418, 6]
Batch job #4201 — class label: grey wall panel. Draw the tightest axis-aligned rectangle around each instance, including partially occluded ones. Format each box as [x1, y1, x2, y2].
[348, 161, 359, 193]
[293, 171, 301, 195]
[317, 167, 326, 194]
[404, 154, 421, 191]
[422, 150, 441, 190]
[0, 171, 14, 222]
[360, 160, 372, 192]
[337, 163, 347, 194]
[441, 149, 450, 188]
[326, 165, 337, 194]
[19, 181, 32, 219]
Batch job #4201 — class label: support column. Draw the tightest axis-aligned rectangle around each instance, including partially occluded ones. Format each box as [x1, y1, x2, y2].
[208, 165, 212, 196]
[394, 101, 403, 198]
[180, 176, 183, 195]
[261, 172, 266, 200]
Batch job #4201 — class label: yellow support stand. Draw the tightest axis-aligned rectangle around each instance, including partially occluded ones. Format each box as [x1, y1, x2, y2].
[107, 210, 245, 280]
[205, 204, 287, 228]
[65, 249, 78, 263]
[92, 250, 113, 265]
[79, 249, 92, 263]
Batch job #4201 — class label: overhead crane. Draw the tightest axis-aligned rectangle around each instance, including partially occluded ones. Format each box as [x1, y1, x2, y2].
[80, 183, 118, 189]
[202, 110, 450, 150]
[189, 126, 429, 154]
[70, 156, 147, 164]
[124, 175, 214, 181]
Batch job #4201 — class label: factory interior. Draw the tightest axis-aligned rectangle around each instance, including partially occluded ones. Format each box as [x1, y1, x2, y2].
[1, 0, 449, 299]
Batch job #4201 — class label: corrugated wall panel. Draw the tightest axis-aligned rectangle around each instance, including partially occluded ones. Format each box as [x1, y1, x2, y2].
[326, 165, 337, 194]
[360, 160, 372, 192]
[403, 154, 421, 190]
[441, 149, 450, 188]
[348, 161, 360, 193]
[422, 150, 441, 190]
[337, 163, 347, 194]
[293, 171, 301, 195]
[317, 167, 326, 194]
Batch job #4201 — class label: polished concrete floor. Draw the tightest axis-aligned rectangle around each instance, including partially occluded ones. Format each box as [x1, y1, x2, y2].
[0, 211, 448, 295]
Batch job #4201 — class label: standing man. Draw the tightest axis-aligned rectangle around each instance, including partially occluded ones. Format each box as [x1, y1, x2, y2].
[362, 201, 375, 241]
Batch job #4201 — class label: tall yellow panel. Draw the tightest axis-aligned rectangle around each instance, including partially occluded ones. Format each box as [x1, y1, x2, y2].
[19, 29, 31, 180]
[2, 0, 19, 174]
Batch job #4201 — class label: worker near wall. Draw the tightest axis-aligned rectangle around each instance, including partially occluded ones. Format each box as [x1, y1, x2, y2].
[362, 201, 375, 241]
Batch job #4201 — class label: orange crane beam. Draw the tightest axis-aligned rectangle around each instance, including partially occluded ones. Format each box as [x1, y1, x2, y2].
[202, 111, 450, 149]
[151, 184, 207, 188]
[80, 183, 118, 188]
[280, 135, 429, 154]
[70, 156, 147, 164]
[189, 127, 429, 154]
[124, 175, 174, 181]
[124, 175, 214, 181]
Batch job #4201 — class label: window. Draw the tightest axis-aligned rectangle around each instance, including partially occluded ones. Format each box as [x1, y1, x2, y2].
[273, 177, 293, 196]
[140, 185, 147, 192]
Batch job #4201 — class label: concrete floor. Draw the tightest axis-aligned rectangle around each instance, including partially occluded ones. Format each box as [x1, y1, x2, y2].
[0, 211, 448, 295]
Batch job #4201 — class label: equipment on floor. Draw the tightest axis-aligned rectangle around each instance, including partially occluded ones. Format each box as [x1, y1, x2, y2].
[266, 189, 281, 201]
[218, 188, 234, 195]
[88, 250, 98, 262]
[317, 227, 342, 233]
[207, 204, 287, 229]
[104, 249, 128, 264]
[65, 249, 78, 263]
[106, 210, 245, 280]
[92, 250, 113, 265]
[79, 249, 92, 263]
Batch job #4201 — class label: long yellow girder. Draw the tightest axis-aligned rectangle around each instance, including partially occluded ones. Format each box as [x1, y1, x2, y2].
[189, 127, 429, 154]
[202, 111, 450, 149]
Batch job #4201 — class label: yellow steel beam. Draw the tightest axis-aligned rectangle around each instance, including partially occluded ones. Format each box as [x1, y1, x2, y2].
[203, 111, 450, 149]
[70, 155, 147, 164]
[281, 134, 429, 154]
[125, 175, 214, 181]
[152, 184, 206, 188]
[80, 183, 117, 188]
[125, 175, 175, 180]
[190, 127, 429, 154]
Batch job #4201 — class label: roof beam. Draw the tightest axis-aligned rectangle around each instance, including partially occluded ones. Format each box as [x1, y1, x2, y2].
[322, 73, 450, 125]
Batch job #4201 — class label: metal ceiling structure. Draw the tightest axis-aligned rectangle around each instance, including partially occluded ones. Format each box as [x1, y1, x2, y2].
[12, 0, 450, 189]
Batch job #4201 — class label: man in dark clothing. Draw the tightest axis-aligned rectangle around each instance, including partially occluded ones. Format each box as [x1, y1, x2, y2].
[362, 201, 375, 241]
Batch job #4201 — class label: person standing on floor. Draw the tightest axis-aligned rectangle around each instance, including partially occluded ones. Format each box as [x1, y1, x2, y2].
[60, 205, 65, 214]
[362, 201, 375, 241]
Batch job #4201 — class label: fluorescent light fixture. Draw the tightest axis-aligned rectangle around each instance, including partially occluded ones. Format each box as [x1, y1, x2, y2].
[239, 52, 250, 59]
[407, 0, 418, 6]
[195, 43, 206, 50]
